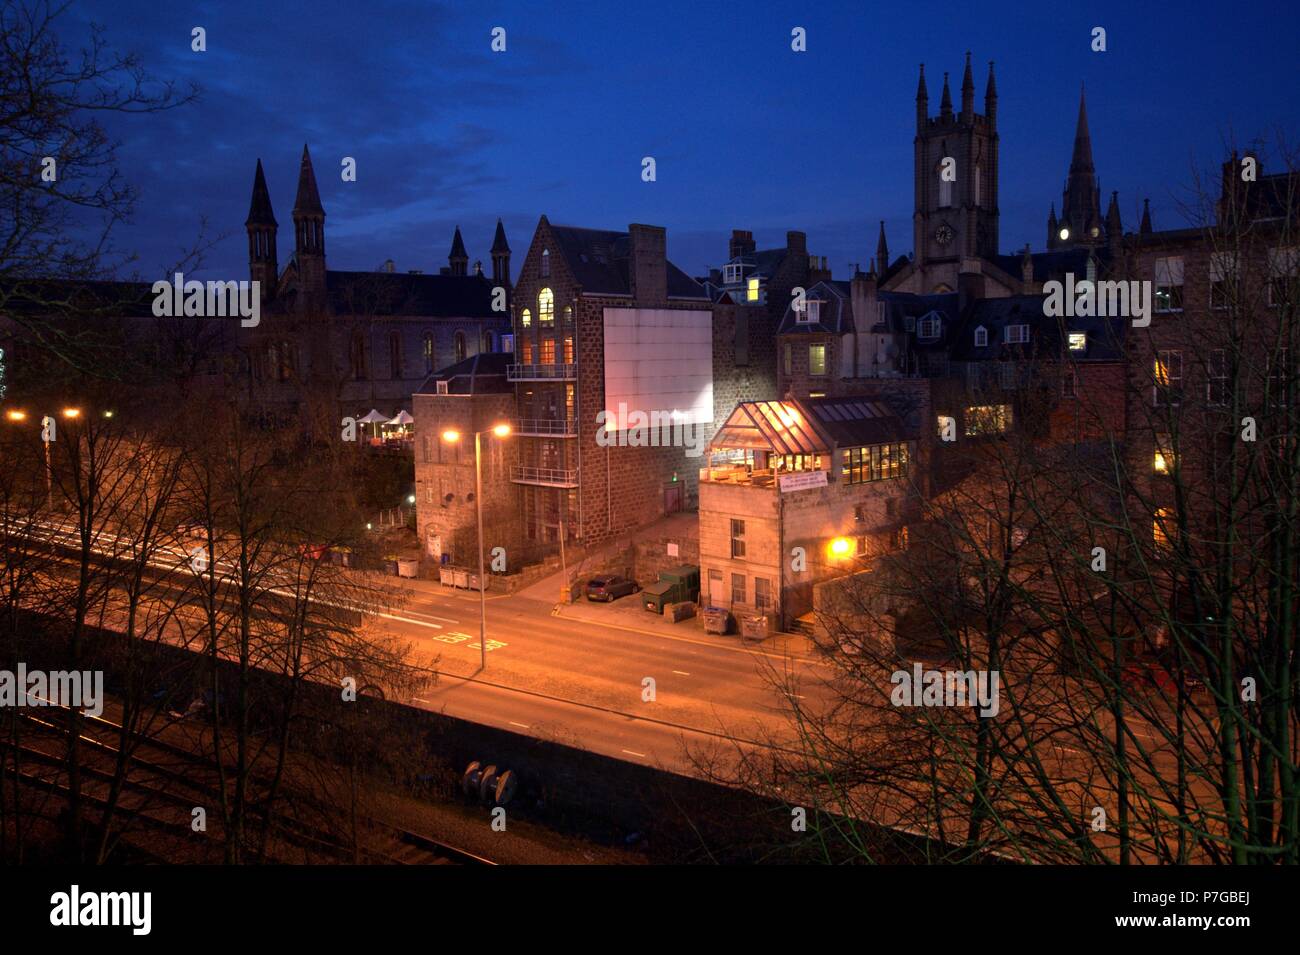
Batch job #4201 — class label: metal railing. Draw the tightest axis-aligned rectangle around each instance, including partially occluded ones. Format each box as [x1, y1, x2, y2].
[510, 465, 579, 487]
[514, 417, 578, 436]
[507, 363, 577, 381]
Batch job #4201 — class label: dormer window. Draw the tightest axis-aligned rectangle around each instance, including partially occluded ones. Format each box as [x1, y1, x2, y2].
[917, 315, 941, 340]
[436, 380, 449, 395]
[723, 263, 743, 284]
[1005, 324, 1029, 345]
[797, 299, 820, 324]
[747, 277, 761, 303]
[974, 326, 987, 347]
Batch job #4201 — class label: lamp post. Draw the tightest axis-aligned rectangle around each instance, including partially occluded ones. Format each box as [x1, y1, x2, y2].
[442, 422, 511, 670]
[4, 407, 84, 509]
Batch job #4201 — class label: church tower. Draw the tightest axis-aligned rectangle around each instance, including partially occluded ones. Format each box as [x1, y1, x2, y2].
[911, 54, 1000, 291]
[1048, 87, 1104, 250]
[245, 159, 278, 302]
[292, 144, 326, 307]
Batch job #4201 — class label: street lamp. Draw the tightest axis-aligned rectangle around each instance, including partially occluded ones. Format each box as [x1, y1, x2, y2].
[443, 422, 511, 669]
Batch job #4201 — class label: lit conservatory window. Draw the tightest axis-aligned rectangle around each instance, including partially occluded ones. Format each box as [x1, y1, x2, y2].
[539, 288, 554, 324]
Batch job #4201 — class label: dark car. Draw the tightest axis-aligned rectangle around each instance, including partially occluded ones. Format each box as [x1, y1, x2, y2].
[586, 574, 639, 602]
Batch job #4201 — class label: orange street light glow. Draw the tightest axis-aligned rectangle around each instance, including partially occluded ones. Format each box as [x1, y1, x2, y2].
[5, 410, 27, 422]
[442, 429, 460, 442]
[62, 408, 81, 418]
[830, 537, 852, 557]
[492, 423, 512, 438]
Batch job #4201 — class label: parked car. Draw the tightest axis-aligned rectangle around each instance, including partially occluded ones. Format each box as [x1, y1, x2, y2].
[586, 574, 639, 602]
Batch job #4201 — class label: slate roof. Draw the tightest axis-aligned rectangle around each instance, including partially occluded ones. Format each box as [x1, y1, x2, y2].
[324, 270, 500, 318]
[548, 224, 707, 300]
[414, 351, 513, 396]
[950, 294, 1125, 362]
[777, 280, 853, 334]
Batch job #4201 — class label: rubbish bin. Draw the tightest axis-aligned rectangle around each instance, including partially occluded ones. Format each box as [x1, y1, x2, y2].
[666, 601, 696, 623]
[703, 607, 732, 635]
[396, 558, 418, 578]
[740, 614, 769, 641]
[642, 580, 675, 613]
[439, 566, 455, 586]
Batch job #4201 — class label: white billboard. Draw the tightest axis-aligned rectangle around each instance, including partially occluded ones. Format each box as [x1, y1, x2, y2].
[602, 307, 713, 432]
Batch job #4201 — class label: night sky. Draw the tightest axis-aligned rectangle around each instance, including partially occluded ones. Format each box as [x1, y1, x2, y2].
[63, 0, 1300, 284]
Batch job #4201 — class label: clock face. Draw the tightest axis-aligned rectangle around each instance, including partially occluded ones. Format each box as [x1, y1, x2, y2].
[934, 224, 954, 246]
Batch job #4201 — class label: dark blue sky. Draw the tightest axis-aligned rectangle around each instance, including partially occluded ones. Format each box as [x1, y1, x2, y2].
[68, 0, 1299, 283]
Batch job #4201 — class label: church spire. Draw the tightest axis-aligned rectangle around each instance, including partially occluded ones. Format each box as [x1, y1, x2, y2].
[916, 64, 928, 131]
[1071, 85, 1095, 175]
[1140, 198, 1153, 235]
[960, 52, 975, 120]
[875, 220, 889, 275]
[1056, 85, 1102, 246]
[448, 226, 469, 276]
[984, 61, 997, 126]
[246, 159, 278, 300]
[292, 144, 324, 217]
[292, 145, 326, 303]
[939, 71, 953, 119]
[490, 218, 511, 285]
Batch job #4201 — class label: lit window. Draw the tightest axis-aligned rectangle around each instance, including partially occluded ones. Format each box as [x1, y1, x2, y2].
[1068, 332, 1087, 351]
[964, 404, 1012, 436]
[540, 339, 556, 364]
[842, 443, 910, 484]
[1153, 507, 1173, 550]
[1154, 256, 1184, 312]
[538, 288, 554, 324]
[747, 277, 761, 302]
[1153, 435, 1175, 474]
[563, 305, 573, 324]
[521, 308, 532, 328]
[1153, 350, 1183, 406]
[809, 343, 826, 376]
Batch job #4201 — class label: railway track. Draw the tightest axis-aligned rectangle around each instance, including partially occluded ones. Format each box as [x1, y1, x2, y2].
[4, 702, 495, 866]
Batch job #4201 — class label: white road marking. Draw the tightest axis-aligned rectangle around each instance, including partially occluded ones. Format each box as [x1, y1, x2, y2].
[402, 609, 461, 624]
[672, 670, 691, 676]
[412, 698, 430, 704]
[378, 612, 442, 630]
[509, 721, 530, 729]
[622, 749, 646, 758]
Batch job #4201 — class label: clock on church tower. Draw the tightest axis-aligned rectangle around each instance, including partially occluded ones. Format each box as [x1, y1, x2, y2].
[934, 223, 955, 247]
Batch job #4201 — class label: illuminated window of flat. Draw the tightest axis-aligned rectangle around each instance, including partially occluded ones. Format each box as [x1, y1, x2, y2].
[1153, 435, 1175, 474]
[809, 343, 826, 376]
[747, 277, 761, 302]
[1068, 332, 1087, 351]
[521, 308, 532, 328]
[540, 339, 556, 364]
[964, 404, 1012, 436]
[1153, 507, 1173, 550]
[539, 288, 554, 324]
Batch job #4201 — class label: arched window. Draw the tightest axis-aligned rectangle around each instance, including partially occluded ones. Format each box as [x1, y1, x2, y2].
[938, 162, 953, 208]
[521, 308, 532, 328]
[541, 249, 550, 278]
[350, 329, 367, 380]
[563, 304, 573, 325]
[483, 329, 494, 353]
[538, 288, 554, 324]
[389, 330, 402, 379]
[933, 283, 953, 294]
[422, 331, 435, 374]
[454, 331, 467, 363]
[974, 165, 982, 206]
